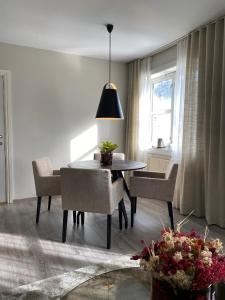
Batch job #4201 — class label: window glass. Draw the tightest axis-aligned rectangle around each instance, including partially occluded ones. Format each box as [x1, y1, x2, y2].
[150, 74, 175, 148]
[151, 113, 171, 147]
[152, 79, 173, 112]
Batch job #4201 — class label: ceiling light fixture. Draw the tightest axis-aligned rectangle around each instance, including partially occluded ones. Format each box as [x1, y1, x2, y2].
[95, 24, 124, 120]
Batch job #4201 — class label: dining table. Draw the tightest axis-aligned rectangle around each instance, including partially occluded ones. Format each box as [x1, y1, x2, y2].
[68, 159, 147, 227]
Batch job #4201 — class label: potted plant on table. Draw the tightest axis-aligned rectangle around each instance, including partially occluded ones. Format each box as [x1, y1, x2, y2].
[131, 223, 225, 300]
[99, 140, 118, 166]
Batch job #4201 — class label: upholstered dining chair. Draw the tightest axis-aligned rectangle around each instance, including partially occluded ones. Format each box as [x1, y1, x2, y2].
[32, 157, 61, 224]
[130, 163, 178, 229]
[94, 152, 126, 180]
[93, 152, 125, 161]
[60, 167, 125, 249]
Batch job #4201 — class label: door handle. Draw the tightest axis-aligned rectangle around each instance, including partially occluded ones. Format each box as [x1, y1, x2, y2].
[0, 142, 3, 146]
[0, 135, 2, 138]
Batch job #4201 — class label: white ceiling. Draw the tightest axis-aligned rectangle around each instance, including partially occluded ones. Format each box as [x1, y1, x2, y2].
[0, 0, 225, 62]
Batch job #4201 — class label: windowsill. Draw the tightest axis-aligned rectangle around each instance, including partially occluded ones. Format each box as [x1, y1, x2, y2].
[146, 147, 172, 159]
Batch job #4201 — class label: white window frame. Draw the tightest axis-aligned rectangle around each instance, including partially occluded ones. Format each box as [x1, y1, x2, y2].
[149, 67, 176, 152]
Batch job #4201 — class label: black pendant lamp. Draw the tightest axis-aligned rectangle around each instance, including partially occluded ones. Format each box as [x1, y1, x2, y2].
[96, 24, 124, 120]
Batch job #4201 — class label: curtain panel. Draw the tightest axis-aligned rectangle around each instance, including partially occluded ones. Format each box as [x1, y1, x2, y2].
[172, 38, 187, 163]
[178, 17, 225, 227]
[125, 59, 141, 161]
[172, 38, 188, 208]
[125, 57, 151, 162]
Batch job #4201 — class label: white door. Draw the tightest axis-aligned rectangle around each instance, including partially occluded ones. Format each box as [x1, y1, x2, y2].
[0, 75, 6, 202]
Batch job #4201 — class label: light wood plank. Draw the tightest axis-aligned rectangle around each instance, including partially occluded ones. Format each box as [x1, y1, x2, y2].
[0, 196, 224, 292]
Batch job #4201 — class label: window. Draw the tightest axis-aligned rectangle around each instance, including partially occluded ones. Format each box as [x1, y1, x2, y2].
[150, 70, 175, 148]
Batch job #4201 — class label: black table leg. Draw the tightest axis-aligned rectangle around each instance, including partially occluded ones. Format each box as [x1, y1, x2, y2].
[117, 171, 130, 196]
[118, 201, 123, 230]
[111, 170, 119, 181]
[117, 171, 135, 227]
[121, 199, 128, 229]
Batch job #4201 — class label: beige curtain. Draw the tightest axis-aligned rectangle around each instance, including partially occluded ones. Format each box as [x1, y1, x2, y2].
[177, 17, 225, 227]
[125, 58, 152, 162]
[125, 59, 141, 161]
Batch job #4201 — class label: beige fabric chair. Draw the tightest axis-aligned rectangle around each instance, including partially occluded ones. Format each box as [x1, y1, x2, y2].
[93, 152, 125, 161]
[60, 167, 125, 249]
[130, 163, 178, 229]
[32, 157, 61, 224]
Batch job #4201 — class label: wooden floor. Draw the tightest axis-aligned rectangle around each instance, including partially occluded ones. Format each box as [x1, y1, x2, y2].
[0, 196, 225, 292]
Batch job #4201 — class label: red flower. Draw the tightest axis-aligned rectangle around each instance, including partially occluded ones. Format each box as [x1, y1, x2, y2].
[132, 229, 225, 291]
[193, 256, 225, 290]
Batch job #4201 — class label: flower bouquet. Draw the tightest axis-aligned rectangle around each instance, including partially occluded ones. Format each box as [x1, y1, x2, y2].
[132, 226, 225, 300]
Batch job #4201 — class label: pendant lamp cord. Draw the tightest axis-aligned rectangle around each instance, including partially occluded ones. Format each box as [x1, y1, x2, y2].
[109, 30, 111, 86]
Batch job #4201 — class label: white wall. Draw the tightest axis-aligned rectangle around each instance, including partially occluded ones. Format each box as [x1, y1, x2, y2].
[0, 43, 127, 200]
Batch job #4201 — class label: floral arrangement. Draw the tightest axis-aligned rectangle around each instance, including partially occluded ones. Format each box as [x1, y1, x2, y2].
[131, 227, 225, 292]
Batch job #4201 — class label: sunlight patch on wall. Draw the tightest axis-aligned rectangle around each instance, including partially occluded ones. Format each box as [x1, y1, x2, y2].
[70, 125, 98, 162]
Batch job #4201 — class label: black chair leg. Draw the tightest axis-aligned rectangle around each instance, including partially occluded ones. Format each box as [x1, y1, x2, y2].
[167, 202, 174, 230]
[77, 212, 80, 225]
[73, 211, 76, 224]
[118, 201, 123, 230]
[131, 197, 135, 227]
[81, 212, 85, 225]
[36, 196, 42, 224]
[134, 197, 137, 214]
[62, 210, 68, 243]
[121, 199, 128, 229]
[107, 215, 111, 249]
[77, 211, 84, 225]
[48, 196, 52, 211]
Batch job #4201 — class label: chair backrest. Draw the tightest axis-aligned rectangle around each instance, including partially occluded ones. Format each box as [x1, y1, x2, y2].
[166, 163, 178, 181]
[93, 152, 125, 161]
[60, 168, 114, 214]
[32, 157, 53, 178]
[32, 157, 57, 196]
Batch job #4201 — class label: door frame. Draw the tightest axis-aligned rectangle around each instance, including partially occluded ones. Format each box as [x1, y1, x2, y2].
[0, 70, 13, 204]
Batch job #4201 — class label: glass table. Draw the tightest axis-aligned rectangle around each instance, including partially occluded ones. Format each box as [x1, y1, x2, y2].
[62, 267, 151, 300]
[62, 267, 225, 300]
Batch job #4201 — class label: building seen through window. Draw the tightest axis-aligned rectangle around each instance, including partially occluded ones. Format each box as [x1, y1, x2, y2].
[150, 70, 175, 148]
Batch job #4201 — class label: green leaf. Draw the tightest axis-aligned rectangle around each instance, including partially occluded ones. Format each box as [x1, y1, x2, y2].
[99, 140, 119, 153]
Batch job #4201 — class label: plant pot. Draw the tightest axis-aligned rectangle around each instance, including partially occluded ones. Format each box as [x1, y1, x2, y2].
[151, 278, 215, 300]
[100, 152, 113, 166]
